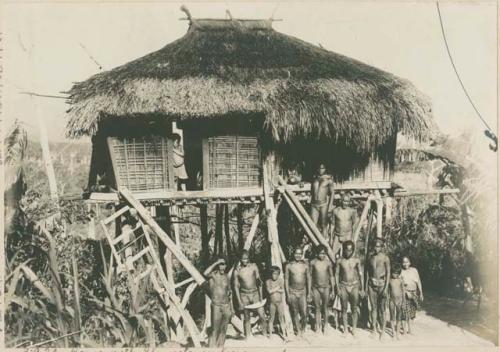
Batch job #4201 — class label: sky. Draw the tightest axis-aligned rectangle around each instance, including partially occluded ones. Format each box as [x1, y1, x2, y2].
[2, 1, 497, 169]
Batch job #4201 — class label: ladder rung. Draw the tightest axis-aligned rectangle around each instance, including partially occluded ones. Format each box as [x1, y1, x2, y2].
[129, 247, 151, 265]
[115, 233, 145, 254]
[102, 206, 130, 225]
[135, 265, 154, 282]
[112, 224, 142, 245]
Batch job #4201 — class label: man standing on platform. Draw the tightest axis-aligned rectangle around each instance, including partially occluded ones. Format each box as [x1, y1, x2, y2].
[234, 250, 268, 338]
[203, 258, 233, 348]
[331, 194, 359, 256]
[285, 247, 311, 337]
[367, 238, 391, 340]
[310, 163, 335, 238]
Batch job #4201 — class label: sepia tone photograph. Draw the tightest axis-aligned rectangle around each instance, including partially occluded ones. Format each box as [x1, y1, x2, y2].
[2, 0, 498, 350]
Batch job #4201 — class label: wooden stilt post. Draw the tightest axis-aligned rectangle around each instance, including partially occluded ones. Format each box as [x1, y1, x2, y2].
[224, 204, 232, 257]
[200, 204, 209, 265]
[215, 205, 223, 255]
[263, 160, 293, 336]
[374, 191, 383, 239]
[384, 195, 393, 225]
[243, 205, 262, 251]
[237, 205, 244, 252]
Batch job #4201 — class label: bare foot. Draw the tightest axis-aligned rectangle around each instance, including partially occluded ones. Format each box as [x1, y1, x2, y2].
[370, 331, 378, 339]
[352, 330, 358, 339]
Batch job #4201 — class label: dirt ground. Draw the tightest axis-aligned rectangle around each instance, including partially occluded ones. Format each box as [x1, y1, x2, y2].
[223, 294, 496, 348]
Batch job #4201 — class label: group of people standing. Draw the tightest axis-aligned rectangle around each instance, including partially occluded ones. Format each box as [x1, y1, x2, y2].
[200, 163, 423, 347]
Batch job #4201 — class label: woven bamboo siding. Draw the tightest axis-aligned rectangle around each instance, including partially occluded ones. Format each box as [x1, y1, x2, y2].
[205, 136, 261, 189]
[349, 157, 391, 182]
[107, 136, 174, 192]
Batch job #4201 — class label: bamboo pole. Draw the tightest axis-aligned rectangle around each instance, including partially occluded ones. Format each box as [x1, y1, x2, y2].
[277, 177, 336, 263]
[224, 204, 232, 257]
[374, 191, 383, 239]
[352, 195, 375, 244]
[243, 205, 262, 251]
[282, 192, 319, 246]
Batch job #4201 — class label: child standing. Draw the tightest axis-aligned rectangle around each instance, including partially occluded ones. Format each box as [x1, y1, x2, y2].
[389, 266, 406, 339]
[266, 266, 288, 341]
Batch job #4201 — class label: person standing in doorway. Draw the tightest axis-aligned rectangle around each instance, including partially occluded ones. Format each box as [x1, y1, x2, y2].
[172, 133, 188, 191]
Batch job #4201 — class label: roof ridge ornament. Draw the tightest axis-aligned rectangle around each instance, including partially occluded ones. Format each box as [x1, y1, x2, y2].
[180, 5, 192, 24]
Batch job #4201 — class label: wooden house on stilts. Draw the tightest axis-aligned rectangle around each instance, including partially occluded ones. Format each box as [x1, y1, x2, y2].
[66, 12, 434, 346]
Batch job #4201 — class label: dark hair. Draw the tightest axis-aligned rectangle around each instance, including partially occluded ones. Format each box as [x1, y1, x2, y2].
[172, 133, 181, 142]
[343, 240, 355, 252]
[240, 249, 249, 257]
[270, 266, 281, 273]
[392, 265, 402, 275]
[316, 245, 327, 254]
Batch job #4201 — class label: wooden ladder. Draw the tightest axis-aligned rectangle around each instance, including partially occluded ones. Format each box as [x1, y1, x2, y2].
[100, 205, 202, 347]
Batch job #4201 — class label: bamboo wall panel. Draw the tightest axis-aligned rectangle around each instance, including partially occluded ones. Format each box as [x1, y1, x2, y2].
[109, 136, 174, 192]
[206, 136, 261, 189]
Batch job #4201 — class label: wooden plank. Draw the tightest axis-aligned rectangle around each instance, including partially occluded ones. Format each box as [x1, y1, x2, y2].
[277, 177, 337, 263]
[89, 187, 264, 202]
[374, 191, 383, 239]
[102, 205, 130, 225]
[106, 137, 123, 190]
[352, 196, 375, 244]
[281, 192, 319, 246]
[243, 205, 262, 251]
[167, 138, 175, 190]
[202, 138, 210, 190]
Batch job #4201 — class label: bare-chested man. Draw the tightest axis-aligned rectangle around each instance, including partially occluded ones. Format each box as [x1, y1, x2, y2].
[335, 240, 364, 337]
[203, 258, 233, 348]
[310, 163, 335, 238]
[331, 194, 358, 256]
[285, 247, 311, 337]
[233, 250, 267, 338]
[310, 245, 334, 334]
[367, 239, 391, 340]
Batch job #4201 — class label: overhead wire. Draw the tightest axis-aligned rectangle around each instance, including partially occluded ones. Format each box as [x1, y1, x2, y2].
[436, 1, 497, 151]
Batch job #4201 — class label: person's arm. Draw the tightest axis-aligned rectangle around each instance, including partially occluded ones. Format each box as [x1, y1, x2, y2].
[335, 260, 340, 292]
[173, 145, 185, 157]
[351, 208, 359, 235]
[306, 263, 312, 301]
[255, 265, 263, 300]
[328, 262, 335, 297]
[278, 277, 285, 293]
[284, 264, 290, 304]
[233, 270, 242, 309]
[203, 259, 224, 276]
[415, 268, 424, 301]
[328, 179, 335, 212]
[356, 258, 364, 295]
[383, 257, 391, 296]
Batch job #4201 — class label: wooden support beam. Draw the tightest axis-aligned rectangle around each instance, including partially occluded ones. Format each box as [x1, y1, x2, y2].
[384, 197, 393, 224]
[282, 193, 319, 246]
[200, 205, 209, 266]
[224, 204, 232, 257]
[352, 195, 375, 244]
[243, 205, 262, 251]
[237, 205, 244, 252]
[278, 177, 336, 263]
[374, 191, 383, 239]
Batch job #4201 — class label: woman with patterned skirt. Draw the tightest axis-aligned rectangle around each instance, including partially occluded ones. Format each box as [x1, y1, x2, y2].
[401, 256, 423, 334]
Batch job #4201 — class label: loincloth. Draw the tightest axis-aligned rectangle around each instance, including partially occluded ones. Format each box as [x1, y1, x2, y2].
[338, 280, 359, 295]
[240, 288, 260, 306]
[311, 200, 328, 210]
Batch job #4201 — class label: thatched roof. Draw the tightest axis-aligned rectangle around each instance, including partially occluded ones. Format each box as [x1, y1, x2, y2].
[66, 17, 435, 153]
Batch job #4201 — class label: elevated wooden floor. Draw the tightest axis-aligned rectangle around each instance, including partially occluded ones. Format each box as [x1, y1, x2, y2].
[86, 181, 400, 206]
